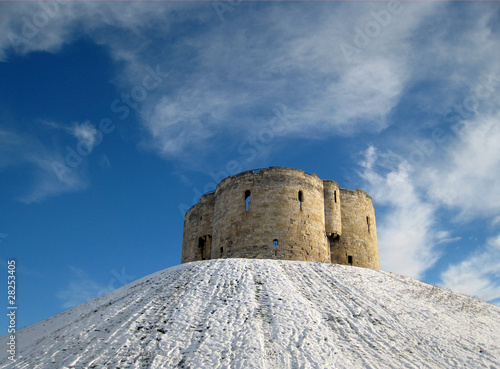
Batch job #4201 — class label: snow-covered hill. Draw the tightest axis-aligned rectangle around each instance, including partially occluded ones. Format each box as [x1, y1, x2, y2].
[1, 259, 500, 368]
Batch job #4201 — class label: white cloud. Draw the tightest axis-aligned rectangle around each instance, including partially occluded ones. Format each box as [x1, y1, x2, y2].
[0, 128, 88, 203]
[136, 2, 433, 152]
[20, 152, 89, 203]
[492, 216, 500, 228]
[0, 120, 105, 202]
[0, 2, 190, 61]
[2, 1, 500, 195]
[38, 119, 99, 152]
[142, 92, 229, 157]
[357, 114, 500, 278]
[435, 231, 461, 244]
[358, 146, 440, 279]
[71, 121, 98, 151]
[3, 1, 498, 165]
[426, 113, 500, 220]
[356, 114, 500, 282]
[440, 234, 500, 303]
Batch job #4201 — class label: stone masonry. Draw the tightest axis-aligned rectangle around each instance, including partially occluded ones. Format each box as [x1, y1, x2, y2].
[181, 167, 380, 269]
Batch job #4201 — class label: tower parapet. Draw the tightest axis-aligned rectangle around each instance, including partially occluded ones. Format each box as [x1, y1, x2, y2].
[181, 167, 380, 269]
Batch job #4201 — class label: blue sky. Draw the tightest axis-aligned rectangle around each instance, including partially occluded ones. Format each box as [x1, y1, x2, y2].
[1, 1, 500, 329]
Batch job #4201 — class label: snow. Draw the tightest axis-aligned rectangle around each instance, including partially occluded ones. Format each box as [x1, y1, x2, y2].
[1, 259, 500, 368]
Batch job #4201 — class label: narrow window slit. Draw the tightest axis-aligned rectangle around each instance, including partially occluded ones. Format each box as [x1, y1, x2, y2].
[245, 190, 251, 212]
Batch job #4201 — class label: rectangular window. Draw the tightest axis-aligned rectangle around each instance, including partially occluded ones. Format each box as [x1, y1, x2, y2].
[198, 237, 206, 260]
[245, 190, 251, 212]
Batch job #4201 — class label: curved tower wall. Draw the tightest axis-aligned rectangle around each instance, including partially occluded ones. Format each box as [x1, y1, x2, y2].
[181, 193, 214, 263]
[323, 180, 341, 237]
[332, 189, 380, 269]
[181, 167, 380, 270]
[212, 167, 330, 262]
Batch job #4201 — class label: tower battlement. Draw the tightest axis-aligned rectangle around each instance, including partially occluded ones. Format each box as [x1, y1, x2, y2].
[182, 167, 380, 269]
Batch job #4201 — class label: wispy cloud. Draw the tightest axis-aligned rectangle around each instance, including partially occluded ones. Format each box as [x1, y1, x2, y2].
[1, 2, 433, 160]
[2, 1, 500, 220]
[135, 2, 433, 157]
[358, 146, 440, 279]
[70, 121, 98, 149]
[426, 113, 500, 221]
[0, 127, 88, 203]
[38, 119, 99, 150]
[441, 234, 500, 303]
[2, 2, 499, 167]
[435, 231, 461, 245]
[357, 113, 500, 279]
[492, 216, 500, 228]
[56, 266, 107, 309]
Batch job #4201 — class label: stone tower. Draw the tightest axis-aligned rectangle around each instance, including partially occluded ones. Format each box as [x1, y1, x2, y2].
[181, 167, 380, 269]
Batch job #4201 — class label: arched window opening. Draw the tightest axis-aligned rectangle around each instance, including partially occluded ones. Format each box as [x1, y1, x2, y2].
[298, 190, 303, 211]
[245, 190, 251, 212]
[273, 239, 279, 256]
[347, 255, 353, 265]
[366, 216, 371, 234]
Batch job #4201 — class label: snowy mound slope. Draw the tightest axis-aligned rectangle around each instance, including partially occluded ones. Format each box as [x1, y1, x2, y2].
[1, 259, 500, 369]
